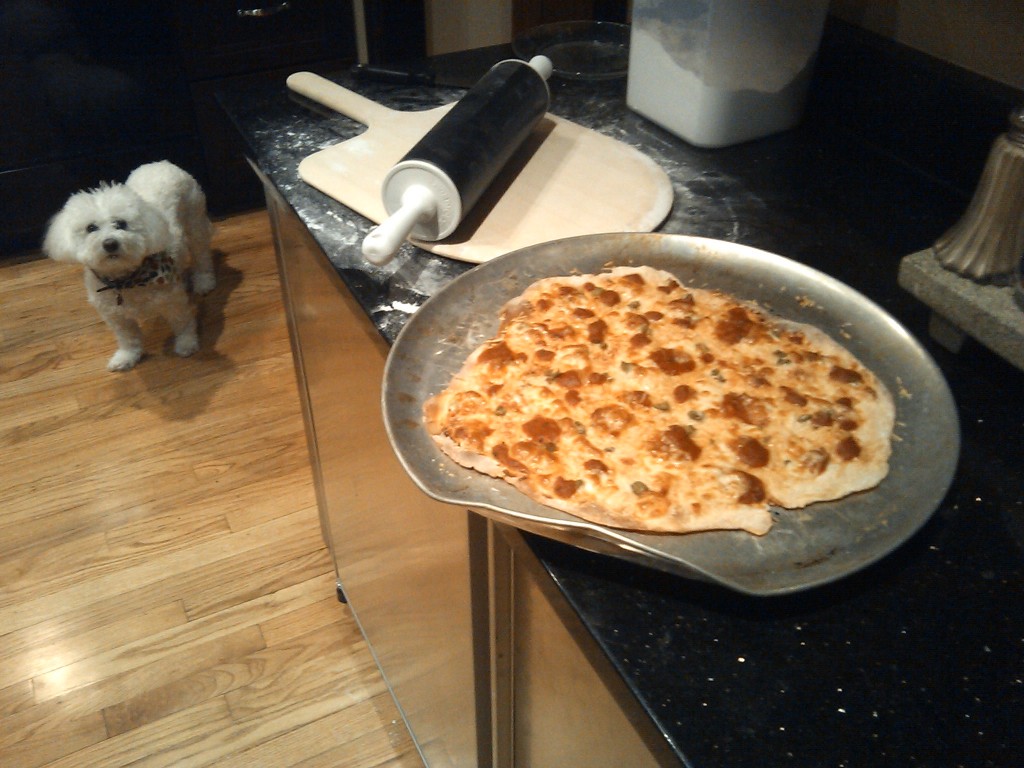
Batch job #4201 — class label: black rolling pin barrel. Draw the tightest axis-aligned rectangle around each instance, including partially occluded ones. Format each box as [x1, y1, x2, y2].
[362, 55, 552, 264]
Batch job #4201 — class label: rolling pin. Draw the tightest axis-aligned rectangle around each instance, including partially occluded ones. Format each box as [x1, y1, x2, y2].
[362, 55, 553, 264]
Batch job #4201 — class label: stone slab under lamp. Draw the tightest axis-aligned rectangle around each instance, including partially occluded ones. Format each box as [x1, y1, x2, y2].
[897, 106, 1024, 371]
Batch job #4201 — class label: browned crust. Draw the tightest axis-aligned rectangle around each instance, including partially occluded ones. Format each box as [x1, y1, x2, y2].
[423, 266, 894, 536]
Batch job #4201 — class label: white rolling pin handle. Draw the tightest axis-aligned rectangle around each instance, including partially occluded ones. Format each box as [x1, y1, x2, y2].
[361, 184, 438, 265]
[528, 55, 553, 81]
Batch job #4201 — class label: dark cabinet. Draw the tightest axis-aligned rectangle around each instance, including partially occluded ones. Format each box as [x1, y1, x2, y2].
[173, 1, 356, 219]
[0, 3, 193, 256]
[0, 0, 356, 258]
[174, 0, 353, 80]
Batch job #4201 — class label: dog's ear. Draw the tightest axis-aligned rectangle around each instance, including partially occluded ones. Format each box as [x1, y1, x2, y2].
[42, 208, 81, 264]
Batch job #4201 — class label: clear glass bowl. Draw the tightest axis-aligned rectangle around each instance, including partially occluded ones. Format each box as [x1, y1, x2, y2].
[513, 21, 630, 80]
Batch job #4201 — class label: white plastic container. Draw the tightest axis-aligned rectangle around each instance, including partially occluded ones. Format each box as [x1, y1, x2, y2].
[626, 0, 829, 148]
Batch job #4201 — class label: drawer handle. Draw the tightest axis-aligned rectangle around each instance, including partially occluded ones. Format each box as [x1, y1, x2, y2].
[237, 1, 292, 17]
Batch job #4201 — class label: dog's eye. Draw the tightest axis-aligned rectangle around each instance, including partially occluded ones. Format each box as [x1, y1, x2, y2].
[86, 223, 98, 233]
[114, 219, 128, 230]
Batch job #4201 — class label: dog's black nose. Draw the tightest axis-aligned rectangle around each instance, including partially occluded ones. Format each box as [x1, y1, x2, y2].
[102, 238, 119, 254]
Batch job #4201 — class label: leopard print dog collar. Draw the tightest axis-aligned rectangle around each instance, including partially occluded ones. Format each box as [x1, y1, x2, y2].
[92, 252, 177, 305]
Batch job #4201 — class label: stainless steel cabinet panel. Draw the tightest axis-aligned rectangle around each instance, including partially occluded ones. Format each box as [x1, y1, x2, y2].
[264, 179, 486, 768]
[494, 526, 676, 768]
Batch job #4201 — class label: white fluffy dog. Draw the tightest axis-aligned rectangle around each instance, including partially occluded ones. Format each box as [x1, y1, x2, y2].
[44, 161, 216, 371]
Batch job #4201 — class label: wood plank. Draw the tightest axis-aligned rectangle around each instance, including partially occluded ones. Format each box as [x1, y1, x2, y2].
[218, 693, 420, 768]
[260, 596, 345, 647]
[0, 699, 108, 768]
[32, 624, 267, 706]
[22, 576, 332, 719]
[98, 628, 280, 737]
[100, 608, 361, 738]
[180, 545, 332, 621]
[5, 385, 308, 478]
[0, 210, 420, 767]
[0, 601, 187, 689]
[0, 593, 190, 678]
[46, 647, 390, 768]
[0, 681, 35, 718]
[1, 508, 321, 632]
[30, 558, 333, 703]
[41, 699, 235, 768]
[0, 430, 313, 559]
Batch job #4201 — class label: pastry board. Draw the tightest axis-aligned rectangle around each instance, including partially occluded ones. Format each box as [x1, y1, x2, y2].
[287, 71, 674, 264]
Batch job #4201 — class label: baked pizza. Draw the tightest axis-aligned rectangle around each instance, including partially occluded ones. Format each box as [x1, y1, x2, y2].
[424, 266, 895, 535]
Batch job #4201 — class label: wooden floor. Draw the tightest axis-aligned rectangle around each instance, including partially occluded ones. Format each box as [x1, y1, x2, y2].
[0, 211, 422, 768]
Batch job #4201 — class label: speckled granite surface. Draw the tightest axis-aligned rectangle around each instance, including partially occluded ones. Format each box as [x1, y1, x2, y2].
[898, 249, 1024, 371]
[219, 21, 1023, 767]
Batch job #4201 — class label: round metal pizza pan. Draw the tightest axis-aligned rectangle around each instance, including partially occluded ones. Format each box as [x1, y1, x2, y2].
[382, 233, 960, 596]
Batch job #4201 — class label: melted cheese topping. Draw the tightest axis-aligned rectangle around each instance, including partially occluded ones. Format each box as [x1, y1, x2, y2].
[424, 266, 895, 535]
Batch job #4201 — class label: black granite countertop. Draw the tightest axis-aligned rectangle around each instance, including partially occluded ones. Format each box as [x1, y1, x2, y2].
[219, 20, 1023, 767]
